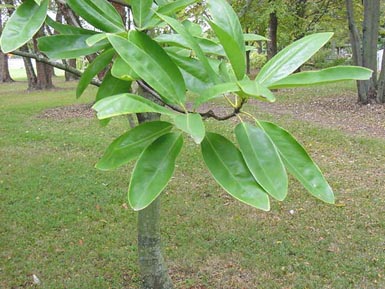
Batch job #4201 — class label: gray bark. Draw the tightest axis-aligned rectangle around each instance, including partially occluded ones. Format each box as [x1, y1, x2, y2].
[377, 46, 385, 103]
[136, 86, 174, 289]
[267, 11, 278, 60]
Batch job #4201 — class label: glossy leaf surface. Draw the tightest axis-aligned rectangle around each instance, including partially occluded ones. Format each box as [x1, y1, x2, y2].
[268, 66, 373, 89]
[157, 0, 197, 15]
[1, 0, 48, 53]
[108, 32, 186, 106]
[131, 0, 153, 29]
[157, 13, 218, 83]
[96, 121, 173, 170]
[243, 34, 268, 42]
[128, 132, 183, 210]
[95, 71, 132, 101]
[173, 113, 205, 144]
[111, 56, 140, 81]
[256, 33, 333, 86]
[67, 0, 124, 32]
[259, 121, 334, 204]
[93, 93, 174, 119]
[201, 133, 270, 211]
[235, 123, 288, 201]
[45, 17, 96, 35]
[194, 82, 239, 107]
[38, 35, 109, 58]
[77, 48, 115, 98]
[237, 78, 276, 102]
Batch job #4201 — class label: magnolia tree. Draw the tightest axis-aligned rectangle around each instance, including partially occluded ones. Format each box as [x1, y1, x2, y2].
[1, 0, 371, 288]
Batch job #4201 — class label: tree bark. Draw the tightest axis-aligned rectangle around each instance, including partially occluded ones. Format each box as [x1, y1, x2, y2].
[136, 86, 174, 289]
[0, 9, 14, 83]
[33, 28, 54, 90]
[19, 45, 38, 90]
[377, 46, 385, 103]
[267, 11, 278, 60]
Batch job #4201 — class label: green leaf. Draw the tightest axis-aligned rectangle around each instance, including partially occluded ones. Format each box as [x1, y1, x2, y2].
[0, 0, 48, 53]
[157, 0, 197, 15]
[128, 132, 183, 210]
[259, 121, 335, 204]
[107, 32, 186, 106]
[235, 123, 288, 201]
[167, 52, 210, 83]
[243, 34, 268, 42]
[201, 133, 270, 211]
[96, 121, 173, 170]
[173, 113, 205, 144]
[45, 17, 96, 35]
[86, 34, 108, 46]
[208, 21, 245, 80]
[77, 48, 115, 98]
[237, 78, 276, 102]
[96, 70, 132, 102]
[194, 82, 239, 108]
[38, 35, 109, 59]
[156, 13, 219, 84]
[268, 66, 373, 89]
[111, 56, 140, 81]
[131, 0, 153, 29]
[92, 93, 174, 119]
[256, 33, 333, 86]
[67, 0, 125, 32]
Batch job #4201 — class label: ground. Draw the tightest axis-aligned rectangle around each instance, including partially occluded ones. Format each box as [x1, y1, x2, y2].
[38, 91, 385, 139]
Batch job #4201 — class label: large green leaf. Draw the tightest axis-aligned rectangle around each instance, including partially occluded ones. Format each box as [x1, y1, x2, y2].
[201, 133, 270, 211]
[0, 0, 48, 53]
[45, 17, 96, 35]
[76, 49, 115, 98]
[96, 121, 173, 170]
[259, 121, 335, 204]
[167, 52, 210, 83]
[173, 113, 205, 144]
[237, 78, 276, 102]
[235, 123, 288, 201]
[157, 0, 197, 15]
[157, 13, 219, 84]
[255, 33, 333, 86]
[111, 56, 140, 81]
[268, 66, 373, 89]
[107, 32, 186, 106]
[208, 21, 245, 80]
[38, 35, 109, 59]
[92, 93, 174, 119]
[96, 71, 132, 102]
[67, 0, 124, 33]
[243, 34, 268, 42]
[194, 82, 239, 108]
[131, 0, 153, 29]
[128, 132, 183, 210]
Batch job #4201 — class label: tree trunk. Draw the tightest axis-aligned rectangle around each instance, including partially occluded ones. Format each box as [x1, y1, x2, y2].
[267, 11, 278, 60]
[377, 47, 385, 103]
[135, 86, 174, 289]
[33, 28, 54, 90]
[20, 45, 38, 90]
[0, 10, 14, 83]
[65, 59, 79, 81]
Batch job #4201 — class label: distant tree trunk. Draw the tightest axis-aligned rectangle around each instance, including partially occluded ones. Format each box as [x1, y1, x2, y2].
[33, 28, 54, 89]
[267, 11, 278, 60]
[65, 59, 79, 81]
[346, 0, 380, 104]
[20, 45, 38, 90]
[0, 0, 14, 83]
[377, 47, 385, 103]
[136, 86, 174, 289]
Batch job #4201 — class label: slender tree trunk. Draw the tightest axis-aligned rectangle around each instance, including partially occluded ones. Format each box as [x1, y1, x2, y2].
[135, 86, 174, 289]
[33, 28, 54, 90]
[0, 10, 14, 83]
[65, 59, 79, 81]
[267, 11, 278, 60]
[20, 45, 38, 90]
[377, 47, 385, 103]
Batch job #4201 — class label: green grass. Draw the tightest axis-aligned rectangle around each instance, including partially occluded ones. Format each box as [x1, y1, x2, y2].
[1, 79, 385, 289]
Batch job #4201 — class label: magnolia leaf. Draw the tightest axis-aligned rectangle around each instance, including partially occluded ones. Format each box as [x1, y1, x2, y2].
[259, 121, 335, 204]
[173, 113, 205, 144]
[1, 0, 48, 53]
[201, 132, 270, 211]
[235, 123, 288, 201]
[96, 121, 173, 170]
[256, 33, 333, 86]
[128, 132, 183, 210]
[111, 56, 140, 81]
[194, 82, 239, 108]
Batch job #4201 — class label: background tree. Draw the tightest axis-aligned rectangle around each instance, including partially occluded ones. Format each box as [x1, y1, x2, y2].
[0, 5, 13, 83]
[1, 0, 371, 288]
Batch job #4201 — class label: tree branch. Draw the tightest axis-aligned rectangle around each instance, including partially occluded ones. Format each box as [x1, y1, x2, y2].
[11, 50, 101, 87]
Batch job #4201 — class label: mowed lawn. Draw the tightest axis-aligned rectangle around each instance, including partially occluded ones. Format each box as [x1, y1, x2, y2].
[1, 78, 385, 289]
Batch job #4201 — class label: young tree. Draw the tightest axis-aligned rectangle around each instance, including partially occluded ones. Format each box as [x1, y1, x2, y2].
[0, 8, 13, 83]
[1, 0, 371, 288]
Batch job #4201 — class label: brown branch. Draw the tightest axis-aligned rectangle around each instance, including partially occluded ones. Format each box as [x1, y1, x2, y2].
[11, 50, 101, 86]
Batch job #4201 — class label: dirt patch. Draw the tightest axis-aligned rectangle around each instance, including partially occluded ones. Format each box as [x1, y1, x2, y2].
[38, 103, 95, 120]
[256, 94, 385, 139]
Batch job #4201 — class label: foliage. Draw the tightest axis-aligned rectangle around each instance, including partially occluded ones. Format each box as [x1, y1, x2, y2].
[0, 0, 372, 212]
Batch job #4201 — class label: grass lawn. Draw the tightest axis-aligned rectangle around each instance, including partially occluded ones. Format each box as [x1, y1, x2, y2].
[1, 78, 385, 288]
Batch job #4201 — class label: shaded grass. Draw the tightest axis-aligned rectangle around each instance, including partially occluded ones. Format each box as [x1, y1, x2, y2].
[1, 79, 385, 288]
